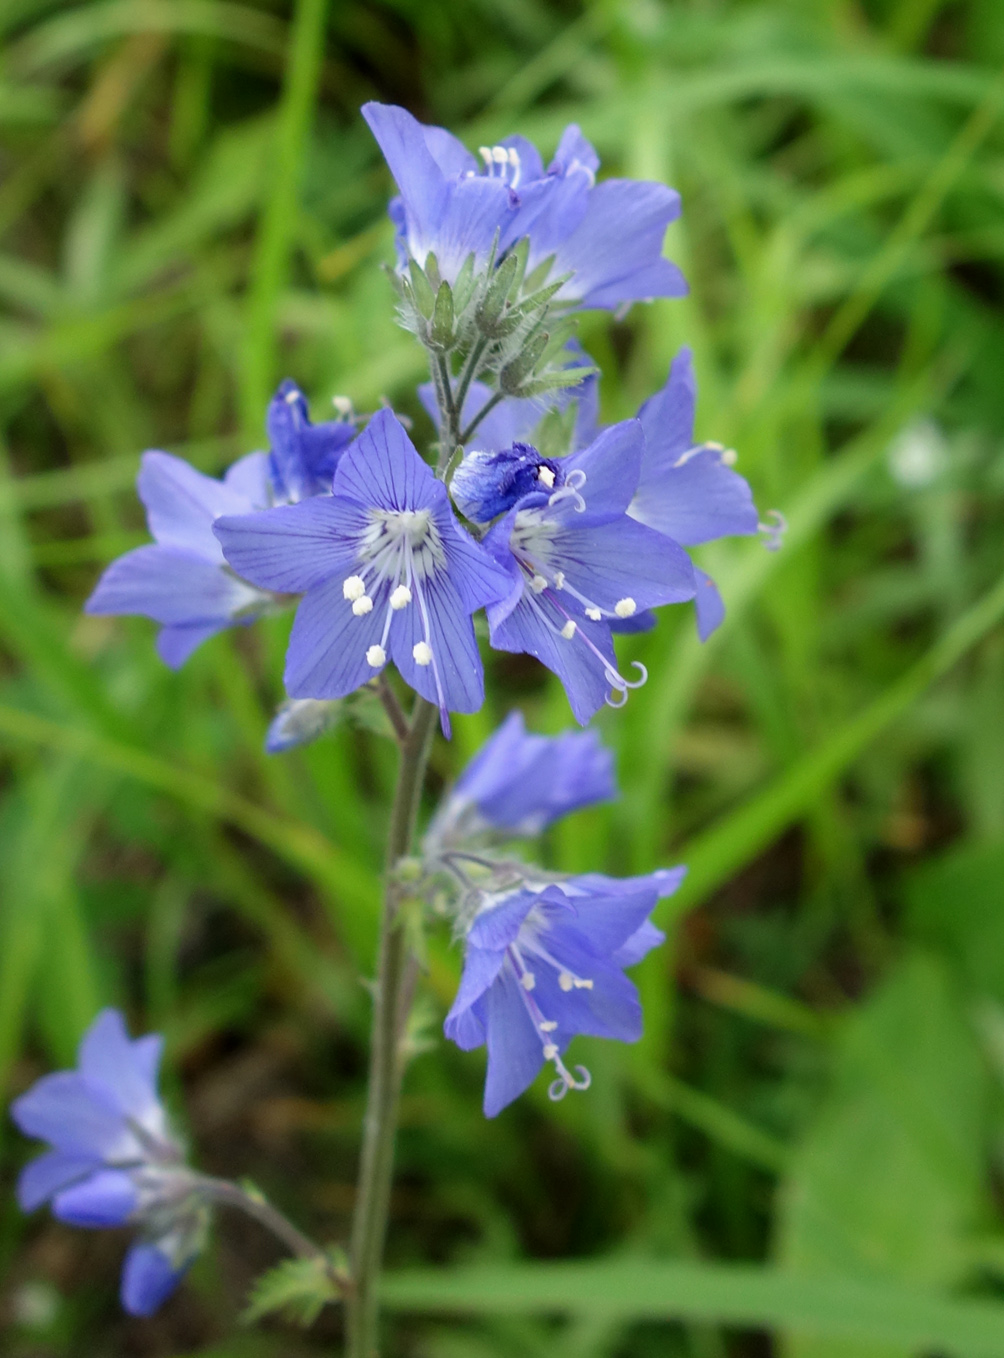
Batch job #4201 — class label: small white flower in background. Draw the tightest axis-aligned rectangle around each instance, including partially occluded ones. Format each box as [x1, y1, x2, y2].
[888, 418, 948, 489]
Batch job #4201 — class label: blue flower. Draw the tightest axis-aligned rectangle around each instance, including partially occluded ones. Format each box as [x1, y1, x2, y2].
[428, 709, 615, 845]
[267, 378, 356, 503]
[11, 1009, 203, 1317]
[214, 409, 512, 736]
[84, 448, 279, 668]
[363, 102, 686, 310]
[481, 420, 696, 723]
[444, 879, 669, 1116]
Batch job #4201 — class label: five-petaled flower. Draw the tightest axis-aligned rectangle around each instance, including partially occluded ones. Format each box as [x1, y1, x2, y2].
[444, 878, 674, 1117]
[11, 1009, 204, 1317]
[214, 409, 512, 736]
[363, 102, 687, 310]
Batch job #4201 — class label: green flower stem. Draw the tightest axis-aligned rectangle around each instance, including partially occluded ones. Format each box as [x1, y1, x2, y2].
[197, 1175, 328, 1264]
[346, 695, 438, 1357]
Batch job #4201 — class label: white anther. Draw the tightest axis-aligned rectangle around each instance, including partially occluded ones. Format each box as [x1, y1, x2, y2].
[585, 607, 602, 621]
[721, 447, 738, 466]
[574, 978, 594, 990]
[479, 146, 493, 168]
[560, 620, 577, 640]
[343, 575, 366, 600]
[390, 585, 412, 610]
[539, 1020, 557, 1032]
[332, 395, 353, 418]
[614, 597, 637, 618]
[492, 146, 509, 165]
[520, 971, 536, 991]
[284, 387, 300, 404]
[543, 1043, 559, 1060]
[412, 641, 433, 666]
[366, 645, 386, 668]
[508, 147, 520, 169]
[558, 971, 574, 992]
[530, 575, 548, 593]
[537, 466, 555, 489]
[352, 595, 374, 616]
[553, 570, 565, 589]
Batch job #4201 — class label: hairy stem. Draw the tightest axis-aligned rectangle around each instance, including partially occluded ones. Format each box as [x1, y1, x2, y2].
[346, 696, 438, 1357]
[197, 1175, 329, 1265]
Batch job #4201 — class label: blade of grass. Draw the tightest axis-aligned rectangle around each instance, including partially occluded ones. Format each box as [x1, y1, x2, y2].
[380, 1258, 1004, 1356]
[667, 566, 1004, 918]
[239, 0, 328, 435]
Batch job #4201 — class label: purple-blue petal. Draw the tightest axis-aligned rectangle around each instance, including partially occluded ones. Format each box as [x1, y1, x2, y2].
[542, 515, 696, 613]
[214, 497, 364, 594]
[333, 409, 439, 513]
[444, 995, 488, 1051]
[445, 946, 508, 1029]
[612, 919, 667, 967]
[78, 1010, 163, 1130]
[11, 1071, 132, 1159]
[52, 1168, 138, 1228]
[636, 347, 695, 462]
[155, 622, 223, 668]
[85, 545, 264, 627]
[467, 891, 537, 950]
[483, 968, 547, 1117]
[390, 573, 486, 723]
[551, 180, 686, 310]
[562, 419, 644, 522]
[137, 451, 251, 560]
[486, 586, 616, 726]
[694, 567, 726, 640]
[120, 1242, 186, 1317]
[547, 887, 658, 957]
[285, 573, 390, 699]
[631, 449, 759, 547]
[17, 1150, 101, 1211]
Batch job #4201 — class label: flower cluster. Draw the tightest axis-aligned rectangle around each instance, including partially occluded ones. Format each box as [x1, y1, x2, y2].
[83, 104, 769, 740]
[11, 1010, 204, 1316]
[425, 713, 684, 1116]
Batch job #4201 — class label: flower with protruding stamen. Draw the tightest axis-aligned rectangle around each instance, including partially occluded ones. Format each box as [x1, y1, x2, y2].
[444, 882, 664, 1116]
[11, 1010, 206, 1317]
[363, 103, 686, 309]
[482, 420, 696, 723]
[213, 410, 512, 736]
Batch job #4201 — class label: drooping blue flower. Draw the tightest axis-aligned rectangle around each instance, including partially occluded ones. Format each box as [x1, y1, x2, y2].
[363, 102, 686, 310]
[481, 420, 696, 723]
[444, 880, 667, 1116]
[267, 379, 357, 502]
[85, 449, 280, 667]
[11, 1009, 204, 1317]
[428, 709, 615, 847]
[214, 409, 512, 736]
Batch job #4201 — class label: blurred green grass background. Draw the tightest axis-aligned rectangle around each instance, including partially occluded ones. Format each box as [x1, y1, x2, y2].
[3, 0, 1004, 1353]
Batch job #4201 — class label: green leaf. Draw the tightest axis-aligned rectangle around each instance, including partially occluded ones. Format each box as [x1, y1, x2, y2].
[243, 1252, 345, 1327]
[775, 954, 988, 1358]
[379, 1258, 1004, 1356]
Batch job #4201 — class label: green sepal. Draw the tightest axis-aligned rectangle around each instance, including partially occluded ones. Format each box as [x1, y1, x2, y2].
[408, 258, 436, 318]
[452, 252, 477, 313]
[522, 252, 556, 294]
[243, 1249, 349, 1327]
[499, 329, 549, 393]
[431, 280, 455, 348]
